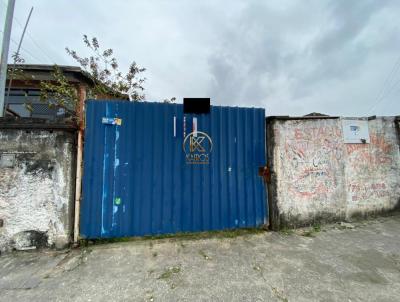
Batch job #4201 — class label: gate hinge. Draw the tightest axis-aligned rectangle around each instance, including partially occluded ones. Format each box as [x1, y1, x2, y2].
[258, 165, 271, 183]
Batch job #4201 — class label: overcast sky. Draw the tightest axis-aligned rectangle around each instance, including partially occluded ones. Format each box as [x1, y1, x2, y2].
[2, 0, 400, 116]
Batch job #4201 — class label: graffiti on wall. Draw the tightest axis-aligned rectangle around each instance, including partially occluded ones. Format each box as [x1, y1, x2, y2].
[348, 182, 389, 201]
[280, 123, 344, 201]
[346, 134, 393, 166]
[274, 117, 400, 224]
[346, 131, 395, 203]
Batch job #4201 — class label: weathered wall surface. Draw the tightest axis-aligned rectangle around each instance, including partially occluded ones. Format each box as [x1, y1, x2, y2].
[267, 117, 400, 229]
[0, 128, 76, 252]
[345, 117, 400, 218]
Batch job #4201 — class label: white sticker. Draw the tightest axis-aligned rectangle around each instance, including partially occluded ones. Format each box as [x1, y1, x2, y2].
[173, 116, 176, 137]
[193, 117, 198, 137]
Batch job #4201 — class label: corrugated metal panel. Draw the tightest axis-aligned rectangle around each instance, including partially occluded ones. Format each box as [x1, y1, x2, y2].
[81, 100, 267, 238]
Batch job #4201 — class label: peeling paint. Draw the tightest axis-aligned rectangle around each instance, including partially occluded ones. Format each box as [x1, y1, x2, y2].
[112, 118, 120, 232]
[0, 129, 76, 252]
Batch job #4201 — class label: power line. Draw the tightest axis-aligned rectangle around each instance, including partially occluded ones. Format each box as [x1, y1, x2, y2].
[6, 6, 34, 104]
[376, 56, 400, 101]
[0, 0, 57, 64]
[11, 12, 56, 63]
[366, 54, 400, 114]
[6, 33, 44, 62]
[369, 57, 400, 113]
[1, 29, 41, 61]
[367, 78, 400, 115]
[374, 76, 400, 108]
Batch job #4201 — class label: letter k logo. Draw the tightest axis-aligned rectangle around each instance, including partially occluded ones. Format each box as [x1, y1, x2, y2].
[190, 135, 206, 152]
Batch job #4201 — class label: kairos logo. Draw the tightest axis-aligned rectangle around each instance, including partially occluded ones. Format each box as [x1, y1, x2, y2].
[183, 131, 213, 164]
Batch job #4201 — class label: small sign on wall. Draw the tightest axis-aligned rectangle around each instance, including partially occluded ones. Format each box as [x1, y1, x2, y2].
[342, 119, 370, 144]
[0, 153, 15, 168]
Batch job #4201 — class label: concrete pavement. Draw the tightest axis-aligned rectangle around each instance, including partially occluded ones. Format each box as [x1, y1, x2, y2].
[1, 215, 400, 301]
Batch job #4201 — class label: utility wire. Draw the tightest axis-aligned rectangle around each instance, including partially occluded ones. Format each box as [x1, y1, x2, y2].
[6, 32, 43, 62]
[376, 58, 400, 100]
[385, 85, 400, 109]
[0, 29, 42, 62]
[367, 72, 400, 114]
[0, 0, 57, 64]
[374, 75, 400, 106]
[6, 6, 34, 104]
[366, 54, 400, 114]
[0, 29, 43, 62]
[377, 56, 400, 100]
[11, 13, 56, 63]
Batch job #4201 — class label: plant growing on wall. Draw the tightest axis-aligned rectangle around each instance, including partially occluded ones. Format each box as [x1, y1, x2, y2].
[6, 62, 78, 116]
[39, 65, 78, 115]
[163, 97, 176, 103]
[39, 35, 147, 115]
[65, 35, 146, 101]
[6, 53, 37, 113]
[6, 35, 149, 120]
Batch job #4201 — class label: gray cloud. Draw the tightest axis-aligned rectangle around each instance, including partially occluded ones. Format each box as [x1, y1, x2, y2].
[8, 0, 400, 116]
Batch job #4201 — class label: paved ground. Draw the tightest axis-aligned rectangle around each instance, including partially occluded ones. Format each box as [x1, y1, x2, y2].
[1, 215, 400, 302]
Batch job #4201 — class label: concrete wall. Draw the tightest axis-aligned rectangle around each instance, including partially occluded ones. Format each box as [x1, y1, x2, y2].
[267, 116, 400, 229]
[0, 122, 76, 252]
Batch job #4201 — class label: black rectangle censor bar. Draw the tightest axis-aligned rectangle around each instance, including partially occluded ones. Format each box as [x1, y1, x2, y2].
[183, 98, 210, 114]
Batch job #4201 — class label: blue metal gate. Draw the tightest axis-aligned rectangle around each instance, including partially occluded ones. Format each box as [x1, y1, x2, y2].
[81, 100, 267, 238]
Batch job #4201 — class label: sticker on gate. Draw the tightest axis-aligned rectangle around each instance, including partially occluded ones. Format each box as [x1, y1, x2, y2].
[102, 117, 122, 126]
[183, 131, 213, 164]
